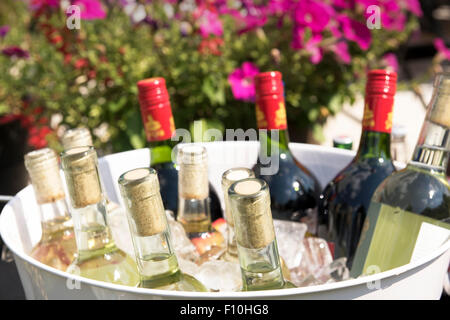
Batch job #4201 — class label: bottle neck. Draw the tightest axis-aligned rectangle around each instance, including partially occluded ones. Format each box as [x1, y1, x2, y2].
[356, 130, 392, 160]
[259, 129, 290, 158]
[70, 199, 117, 261]
[409, 122, 449, 175]
[149, 139, 176, 165]
[38, 198, 73, 240]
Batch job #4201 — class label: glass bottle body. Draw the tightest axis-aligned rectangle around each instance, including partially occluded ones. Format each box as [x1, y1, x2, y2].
[318, 131, 395, 268]
[30, 199, 77, 271]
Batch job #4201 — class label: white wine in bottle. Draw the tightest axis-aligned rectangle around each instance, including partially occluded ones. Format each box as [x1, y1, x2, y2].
[118, 167, 208, 291]
[60, 146, 139, 286]
[24, 148, 77, 271]
[228, 178, 296, 291]
[352, 73, 450, 278]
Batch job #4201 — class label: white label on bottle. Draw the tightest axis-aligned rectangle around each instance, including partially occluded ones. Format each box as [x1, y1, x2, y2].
[410, 222, 450, 263]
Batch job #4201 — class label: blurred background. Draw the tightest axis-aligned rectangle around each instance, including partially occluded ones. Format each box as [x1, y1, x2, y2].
[0, 0, 449, 299]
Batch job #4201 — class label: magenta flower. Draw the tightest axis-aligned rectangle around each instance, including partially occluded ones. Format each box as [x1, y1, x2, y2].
[382, 53, 399, 72]
[0, 25, 10, 38]
[331, 41, 351, 64]
[228, 62, 260, 101]
[1, 46, 29, 59]
[291, 27, 323, 64]
[198, 10, 223, 38]
[293, 0, 333, 33]
[72, 0, 106, 20]
[405, 0, 423, 17]
[434, 38, 450, 60]
[338, 15, 371, 50]
[360, 0, 406, 31]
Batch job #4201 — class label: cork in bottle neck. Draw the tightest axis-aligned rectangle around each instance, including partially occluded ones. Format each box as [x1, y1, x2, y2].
[62, 127, 93, 150]
[177, 144, 209, 199]
[60, 146, 103, 208]
[24, 148, 65, 204]
[119, 168, 166, 237]
[228, 178, 275, 249]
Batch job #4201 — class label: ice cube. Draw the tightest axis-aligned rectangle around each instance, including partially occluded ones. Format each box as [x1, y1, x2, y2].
[273, 219, 308, 269]
[194, 260, 242, 292]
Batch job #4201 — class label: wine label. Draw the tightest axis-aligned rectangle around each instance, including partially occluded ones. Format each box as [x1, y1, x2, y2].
[410, 222, 450, 262]
[255, 95, 287, 130]
[141, 101, 175, 142]
[351, 202, 450, 278]
[362, 96, 394, 133]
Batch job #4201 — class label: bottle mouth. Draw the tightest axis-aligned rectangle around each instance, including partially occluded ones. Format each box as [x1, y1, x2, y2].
[137, 77, 170, 107]
[119, 167, 160, 201]
[365, 69, 397, 96]
[255, 71, 284, 97]
[222, 167, 255, 188]
[62, 127, 93, 150]
[177, 144, 208, 165]
[24, 148, 58, 171]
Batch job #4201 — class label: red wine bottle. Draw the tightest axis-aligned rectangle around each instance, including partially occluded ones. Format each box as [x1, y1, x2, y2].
[252, 71, 321, 234]
[318, 69, 397, 268]
[137, 78, 222, 220]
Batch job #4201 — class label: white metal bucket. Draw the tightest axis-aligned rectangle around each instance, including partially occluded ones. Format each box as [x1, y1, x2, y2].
[1, 142, 449, 300]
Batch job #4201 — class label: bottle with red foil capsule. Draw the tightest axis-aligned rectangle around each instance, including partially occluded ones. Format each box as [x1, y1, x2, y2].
[318, 69, 397, 268]
[137, 78, 222, 221]
[252, 71, 321, 235]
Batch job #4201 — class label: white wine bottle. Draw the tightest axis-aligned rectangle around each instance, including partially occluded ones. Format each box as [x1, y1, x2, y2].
[228, 178, 296, 291]
[118, 167, 208, 291]
[24, 148, 77, 271]
[351, 73, 450, 277]
[221, 167, 255, 262]
[176, 144, 224, 254]
[60, 146, 139, 286]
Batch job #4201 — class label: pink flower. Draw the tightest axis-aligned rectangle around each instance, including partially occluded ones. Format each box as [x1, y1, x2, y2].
[293, 0, 333, 33]
[434, 38, 450, 60]
[198, 10, 223, 38]
[360, 0, 406, 31]
[338, 15, 371, 50]
[291, 27, 323, 64]
[228, 62, 260, 101]
[72, 0, 106, 20]
[382, 53, 399, 72]
[405, 0, 423, 17]
[331, 41, 351, 64]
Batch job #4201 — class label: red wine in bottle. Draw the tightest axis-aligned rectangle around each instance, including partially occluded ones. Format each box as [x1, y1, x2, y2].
[318, 70, 397, 268]
[137, 78, 222, 221]
[252, 71, 321, 234]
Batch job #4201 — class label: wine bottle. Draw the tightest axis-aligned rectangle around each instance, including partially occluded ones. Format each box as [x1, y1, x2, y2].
[60, 146, 139, 286]
[351, 72, 450, 278]
[176, 144, 224, 252]
[252, 71, 320, 234]
[137, 78, 222, 221]
[228, 178, 296, 291]
[221, 167, 255, 262]
[24, 148, 77, 271]
[118, 167, 208, 291]
[318, 70, 397, 268]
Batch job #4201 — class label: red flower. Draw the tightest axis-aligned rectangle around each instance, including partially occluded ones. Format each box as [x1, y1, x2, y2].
[198, 38, 224, 56]
[28, 126, 52, 149]
[74, 58, 88, 69]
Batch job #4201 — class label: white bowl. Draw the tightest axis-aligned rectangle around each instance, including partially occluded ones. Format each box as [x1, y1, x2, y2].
[1, 142, 448, 300]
